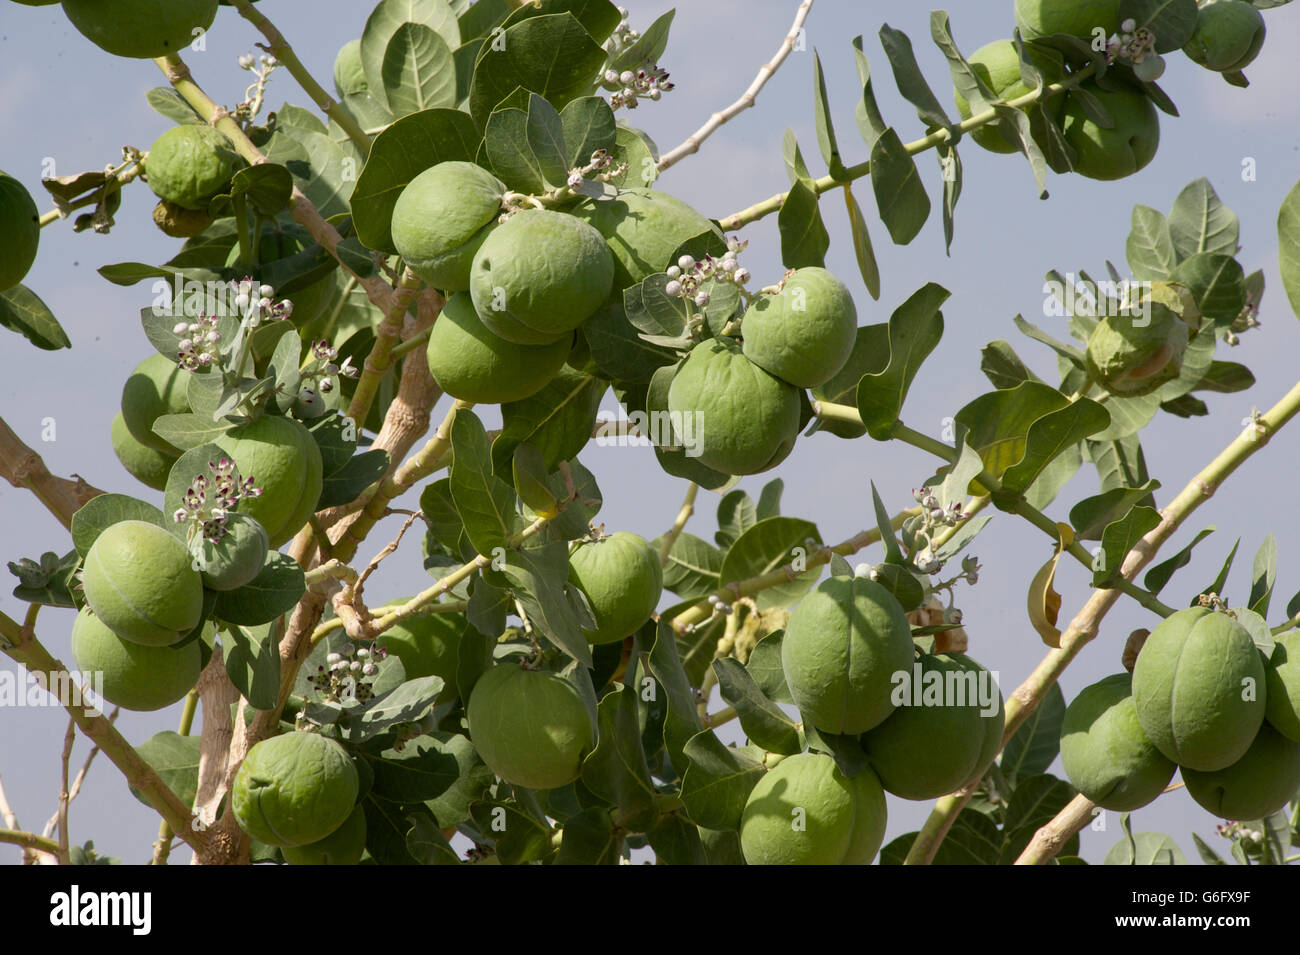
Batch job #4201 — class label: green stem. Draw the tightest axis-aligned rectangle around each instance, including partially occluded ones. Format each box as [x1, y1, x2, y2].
[346, 269, 424, 430]
[658, 482, 699, 565]
[225, 0, 371, 152]
[718, 65, 1098, 231]
[151, 690, 198, 865]
[0, 829, 60, 855]
[232, 192, 253, 269]
[317, 276, 358, 344]
[389, 324, 433, 362]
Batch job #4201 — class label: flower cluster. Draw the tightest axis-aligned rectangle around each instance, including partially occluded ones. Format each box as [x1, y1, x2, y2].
[565, 148, 628, 189]
[232, 53, 279, 127]
[664, 236, 751, 309]
[295, 338, 358, 413]
[175, 314, 222, 371]
[605, 66, 675, 110]
[234, 279, 294, 328]
[172, 457, 262, 545]
[1107, 18, 1165, 81]
[306, 641, 388, 705]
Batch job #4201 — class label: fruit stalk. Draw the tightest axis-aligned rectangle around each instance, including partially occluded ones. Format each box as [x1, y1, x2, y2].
[657, 0, 816, 172]
[906, 377, 1300, 864]
[658, 482, 699, 565]
[225, 0, 371, 152]
[717, 64, 1098, 231]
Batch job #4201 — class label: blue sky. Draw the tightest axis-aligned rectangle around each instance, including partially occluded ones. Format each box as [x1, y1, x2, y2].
[2, 0, 1299, 865]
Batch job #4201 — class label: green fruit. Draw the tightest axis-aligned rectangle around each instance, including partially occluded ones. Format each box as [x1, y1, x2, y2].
[391, 162, 506, 292]
[781, 575, 914, 735]
[469, 209, 615, 345]
[110, 412, 177, 491]
[0, 170, 39, 292]
[567, 532, 664, 645]
[82, 520, 204, 647]
[1264, 632, 1300, 742]
[70, 608, 203, 711]
[1184, 1, 1266, 73]
[193, 513, 269, 591]
[1132, 607, 1267, 772]
[1061, 85, 1160, 181]
[571, 187, 723, 289]
[665, 337, 801, 476]
[145, 125, 241, 210]
[214, 415, 323, 548]
[63, 0, 218, 58]
[1182, 723, 1300, 821]
[281, 804, 367, 865]
[232, 732, 359, 848]
[1085, 285, 1193, 396]
[373, 602, 463, 702]
[1014, 0, 1121, 41]
[121, 353, 191, 454]
[152, 198, 213, 238]
[860, 652, 1005, 800]
[1059, 673, 1177, 811]
[952, 40, 1066, 154]
[424, 292, 570, 403]
[333, 39, 367, 97]
[740, 268, 857, 388]
[739, 753, 887, 865]
[466, 663, 594, 790]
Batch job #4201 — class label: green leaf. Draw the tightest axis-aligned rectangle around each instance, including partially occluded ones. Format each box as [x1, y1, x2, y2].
[606, 125, 659, 189]
[362, 798, 426, 865]
[554, 807, 621, 864]
[582, 301, 675, 383]
[500, 0, 621, 43]
[212, 552, 307, 627]
[346, 676, 445, 742]
[856, 283, 949, 439]
[1126, 205, 1177, 280]
[880, 811, 1002, 865]
[1170, 252, 1247, 327]
[1167, 177, 1239, 260]
[381, 23, 457, 117]
[746, 630, 793, 705]
[679, 731, 764, 831]
[1279, 178, 1300, 320]
[146, 87, 203, 125]
[1000, 683, 1065, 786]
[811, 49, 844, 177]
[308, 413, 360, 476]
[491, 367, 605, 473]
[1191, 831, 1228, 865]
[7, 549, 79, 609]
[317, 449, 389, 510]
[459, 0, 510, 39]
[405, 814, 461, 864]
[954, 382, 1076, 488]
[870, 128, 931, 245]
[581, 683, 658, 831]
[128, 732, 200, 810]
[1104, 816, 1186, 864]
[842, 184, 881, 301]
[468, 13, 607, 128]
[71, 494, 166, 560]
[980, 340, 1039, 390]
[718, 517, 823, 611]
[999, 773, 1079, 861]
[262, 126, 358, 222]
[1200, 537, 1240, 606]
[1191, 361, 1255, 395]
[609, 8, 673, 71]
[525, 93, 570, 188]
[1232, 606, 1274, 658]
[1069, 481, 1162, 541]
[1088, 433, 1152, 493]
[713, 658, 801, 755]
[468, 800, 554, 864]
[150, 413, 232, 452]
[498, 542, 593, 667]
[0, 285, 71, 351]
[351, 107, 480, 252]
[221, 620, 282, 710]
[849, 35, 887, 151]
[558, 96, 616, 169]
[1144, 526, 1215, 595]
[422, 732, 494, 827]
[1120, 0, 1199, 53]
[368, 734, 466, 803]
[646, 812, 707, 865]
[1094, 505, 1162, 587]
[1000, 396, 1110, 495]
[715, 490, 757, 550]
[227, 164, 292, 218]
[484, 107, 547, 193]
[361, 0, 460, 97]
[450, 410, 520, 554]
[878, 25, 950, 129]
[647, 620, 704, 769]
[624, 273, 692, 338]
[657, 532, 721, 601]
[1248, 534, 1277, 618]
[777, 178, 830, 269]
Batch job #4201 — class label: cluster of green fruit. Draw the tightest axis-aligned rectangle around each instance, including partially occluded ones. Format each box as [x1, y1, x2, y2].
[1061, 607, 1300, 822]
[954, 0, 1269, 181]
[736, 574, 1004, 864]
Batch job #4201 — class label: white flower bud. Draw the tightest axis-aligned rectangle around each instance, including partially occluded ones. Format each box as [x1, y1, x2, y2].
[666, 265, 681, 279]
[235, 293, 249, 310]
[1121, 18, 1136, 32]
[733, 267, 751, 284]
[664, 280, 682, 297]
[326, 653, 342, 664]
[173, 322, 189, 335]
[677, 255, 695, 271]
[362, 663, 377, 676]
[694, 291, 710, 308]
[238, 53, 255, 70]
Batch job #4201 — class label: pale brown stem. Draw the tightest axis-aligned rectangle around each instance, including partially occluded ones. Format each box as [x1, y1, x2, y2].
[0, 416, 102, 529]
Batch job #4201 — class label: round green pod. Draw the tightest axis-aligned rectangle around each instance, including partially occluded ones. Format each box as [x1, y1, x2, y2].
[144, 125, 241, 210]
[1182, 723, 1300, 821]
[570, 187, 723, 289]
[466, 663, 594, 790]
[232, 732, 359, 848]
[82, 520, 204, 647]
[781, 575, 915, 736]
[739, 753, 887, 865]
[281, 804, 367, 865]
[193, 512, 269, 591]
[0, 169, 40, 292]
[469, 209, 614, 345]
[1184, 1, 1266, 73]
[952, 40, 1067, 154]
[333, 39, 367, 97]
[665, 337, 801, 476]
[425, 292, 570, 403]
[373, 600, 463, 703]
[63, 0, 219, 59]
[1014, 0, 1121, 41]
[391, 162, 506, 292]
[120, 353, 191, 455]
[740, 267, 857, 388]
[70, 608, 203, 711]
[860, 652, 1005, 800]
[567, 531, 663, 645]
[1264, 632, 1300, 742]
[1132, 607, 1267, 772]
[214, 415, 323, 548]
[1060, 85, 1160, 181]
[110, 412, 178, 492]
[1059, 673, 1177, 811]
[1085, 294, 1190, 397]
